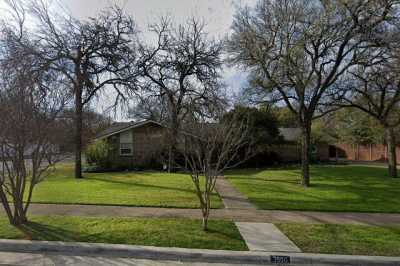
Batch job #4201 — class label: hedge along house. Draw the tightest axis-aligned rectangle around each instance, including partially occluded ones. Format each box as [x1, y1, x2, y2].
[94, 120, 168, 169]
[272, 128, 330, 162]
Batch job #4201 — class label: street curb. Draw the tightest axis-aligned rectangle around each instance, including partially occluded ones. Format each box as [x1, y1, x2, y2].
[0, 239, 399, 265]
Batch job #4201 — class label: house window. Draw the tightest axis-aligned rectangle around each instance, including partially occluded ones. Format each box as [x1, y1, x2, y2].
[120, 143, 133, 156]
[120, 131, 133, 156]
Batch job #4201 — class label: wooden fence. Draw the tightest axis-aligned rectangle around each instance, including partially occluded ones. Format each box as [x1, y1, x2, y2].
[333, 143, 400, 164]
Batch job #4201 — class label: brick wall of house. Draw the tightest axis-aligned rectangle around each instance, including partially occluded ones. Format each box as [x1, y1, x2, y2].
[108, 123, 167, 168]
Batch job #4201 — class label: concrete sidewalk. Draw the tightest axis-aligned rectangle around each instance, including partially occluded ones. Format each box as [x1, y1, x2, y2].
[0, 239, 399, 266]
[21, 203, 400, 225]
[215, 177, 256, 210]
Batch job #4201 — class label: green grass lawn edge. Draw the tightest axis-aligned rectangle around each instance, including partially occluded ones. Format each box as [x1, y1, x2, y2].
[0, 216, 247, 251]
[276, 223, 400, 257]
[226, 165, 400, 213]
[29, 163, 223, 209]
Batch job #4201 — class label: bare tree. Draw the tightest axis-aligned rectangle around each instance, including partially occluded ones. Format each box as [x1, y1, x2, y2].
[128, 94, 169, 122]
[227, 0, 397, 186]
[136, 17, 225, 172]
[339, 63, 400, 178]
[179, 113, 252, 231]
[0, 30, 68, 225]
[55, 108, 113, 153]
[5, 0, 138, 178]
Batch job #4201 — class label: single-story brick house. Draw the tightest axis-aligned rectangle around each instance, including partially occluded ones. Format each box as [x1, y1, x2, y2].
[94, 120, 168, 168]
[93, 120, 329, 168]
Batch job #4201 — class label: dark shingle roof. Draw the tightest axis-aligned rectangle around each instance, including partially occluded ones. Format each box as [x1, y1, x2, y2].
[95, 120, 163, 140]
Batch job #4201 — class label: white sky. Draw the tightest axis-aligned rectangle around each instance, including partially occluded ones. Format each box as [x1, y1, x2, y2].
[58, 0, 255, 37]
[1, 0, 257, 120]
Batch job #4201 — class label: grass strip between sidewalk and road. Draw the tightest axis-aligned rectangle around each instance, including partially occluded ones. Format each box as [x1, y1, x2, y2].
[277, 223, 400, 257]
[0, 216, 247, 251]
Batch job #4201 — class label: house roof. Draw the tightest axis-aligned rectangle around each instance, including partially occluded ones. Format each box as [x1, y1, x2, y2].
[95, 120, 163, 140]
[95, 122, 303, 142]
[279, 128, 302, 142]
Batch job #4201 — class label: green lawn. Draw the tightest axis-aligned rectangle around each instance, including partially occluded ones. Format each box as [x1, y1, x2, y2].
[226, 165, 400, 212]
[30, 164, 222, 208]
[277, 223, 400, 256]
[0, 216, 247, 251]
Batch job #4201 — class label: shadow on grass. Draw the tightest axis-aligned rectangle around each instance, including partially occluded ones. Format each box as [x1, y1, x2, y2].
[88, 177, 197, 194]
[17, 221, 134, 244]
[206, 228, 245, 243]
[226, 165, 400, 212]
[18, 222, 78, 242]
[13, 220, 245, 249]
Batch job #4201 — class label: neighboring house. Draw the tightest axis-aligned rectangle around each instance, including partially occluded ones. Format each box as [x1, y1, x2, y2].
[271, 128, 330, 162]
[94, 122, 330, 169]
[94, 120, 168, 168]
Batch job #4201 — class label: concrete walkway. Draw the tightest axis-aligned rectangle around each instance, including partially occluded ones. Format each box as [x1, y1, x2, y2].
[21, 203, 400, 226]
[213, 178, 301, 253]
[215, 177, 256, 210]
[235, 222, 301, 252]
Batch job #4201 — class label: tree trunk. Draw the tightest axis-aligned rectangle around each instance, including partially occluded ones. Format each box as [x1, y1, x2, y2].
[11, 213, 28, 226]
[0, 190, 28, 226]
[386, 127, 398, 178]
[0, 190, 14, 225]
[300, 121, 312, 187]
[10, 199, 28, 226]
[11, 211, 28, 226]
[168, 145, 175, 173]
[202, 216, 209, 231]
[201, 190, 211, 231]
[201, 202, 210, 231]
[168, 113, 179, 173]
[75, 87, 83, 179]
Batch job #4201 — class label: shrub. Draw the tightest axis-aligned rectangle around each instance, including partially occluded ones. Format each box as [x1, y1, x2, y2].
[238, 150, 282, 168]
[85, 140, 112, 169]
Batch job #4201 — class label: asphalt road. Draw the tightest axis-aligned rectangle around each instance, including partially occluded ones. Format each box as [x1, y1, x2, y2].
[0, 251, 264, 266]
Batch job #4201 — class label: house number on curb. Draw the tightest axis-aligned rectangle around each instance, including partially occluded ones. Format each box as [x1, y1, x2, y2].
[270, 255, 290, 264]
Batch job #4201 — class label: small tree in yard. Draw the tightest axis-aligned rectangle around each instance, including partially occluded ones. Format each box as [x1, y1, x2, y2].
[0, 31, 68, 225]
[180, 114, 252, 231]
[136, 17, 225, 172]
[85, 140, 112, 169]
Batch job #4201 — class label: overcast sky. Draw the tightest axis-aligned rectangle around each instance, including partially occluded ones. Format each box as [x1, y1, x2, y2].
[2, 0, 258, 120]
[59, 0, 255, 37]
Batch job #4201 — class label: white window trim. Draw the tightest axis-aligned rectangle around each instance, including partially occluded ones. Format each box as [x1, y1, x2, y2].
[119, 131, 133, 156]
